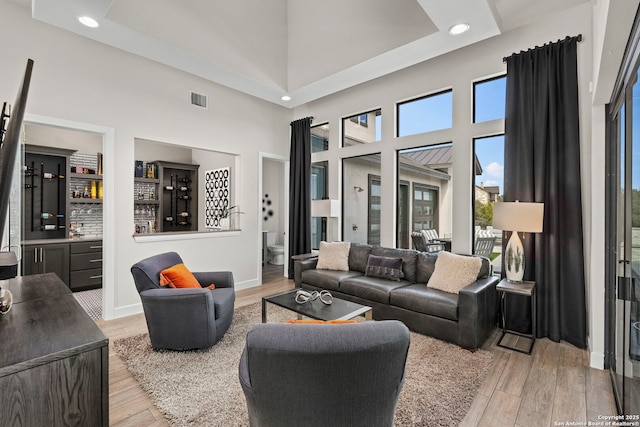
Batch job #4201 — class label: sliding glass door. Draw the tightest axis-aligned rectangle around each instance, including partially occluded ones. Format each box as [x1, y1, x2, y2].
[608, 67, 640, 416]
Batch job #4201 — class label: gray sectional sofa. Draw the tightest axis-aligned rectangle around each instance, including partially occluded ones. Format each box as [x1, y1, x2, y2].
[294, 243, 499, 349]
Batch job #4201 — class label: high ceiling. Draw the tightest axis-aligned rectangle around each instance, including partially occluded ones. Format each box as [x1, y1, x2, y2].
[11, 0, 591, 107]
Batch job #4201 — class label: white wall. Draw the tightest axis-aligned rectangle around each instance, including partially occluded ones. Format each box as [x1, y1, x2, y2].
[0, 1, 291, 318]
[295, 3, 599, 365]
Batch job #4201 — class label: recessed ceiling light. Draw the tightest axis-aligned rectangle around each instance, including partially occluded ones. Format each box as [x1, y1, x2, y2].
[78, 16, 100, 28]
[281, 95, 291, 101]
[448, 23, 470, 36]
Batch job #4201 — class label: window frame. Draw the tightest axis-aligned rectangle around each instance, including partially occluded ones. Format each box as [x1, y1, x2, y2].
[396, 88, 453, 138]
[472, 74, 506, 124]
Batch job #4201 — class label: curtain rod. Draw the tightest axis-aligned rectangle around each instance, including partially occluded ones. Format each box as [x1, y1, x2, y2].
[290, 116, 314, 124]
[503, 34, 582, 63]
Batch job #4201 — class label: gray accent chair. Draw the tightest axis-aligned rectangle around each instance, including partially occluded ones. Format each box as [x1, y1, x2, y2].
[130, 251, 235, 351]
[239, 320, 410, 427]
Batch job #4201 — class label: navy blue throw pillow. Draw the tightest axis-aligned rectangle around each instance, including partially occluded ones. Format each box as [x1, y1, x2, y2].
[365, 255, 405, 281]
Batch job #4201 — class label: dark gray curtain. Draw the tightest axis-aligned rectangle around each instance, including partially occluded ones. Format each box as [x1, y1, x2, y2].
[504, 35, 586, 348]
[288, 117, 312, 278]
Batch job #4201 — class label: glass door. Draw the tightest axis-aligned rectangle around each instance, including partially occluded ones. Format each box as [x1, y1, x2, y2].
[611, 71, 640, 415]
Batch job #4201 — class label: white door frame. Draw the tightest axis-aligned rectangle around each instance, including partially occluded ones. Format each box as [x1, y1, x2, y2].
[23, 114, 115, 319]
[258, 152, 289, 284]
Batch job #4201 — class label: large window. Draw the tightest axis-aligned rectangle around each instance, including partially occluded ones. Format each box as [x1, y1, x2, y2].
[397, 90, 452, 137]
[342, 154, 381, 244]
[473, 135, 504, 266]
[311, 161, 328, 249]
[397, 143, 453, 249]
[343, 109, 382, 146]
[473, 76, 506, 123]
[311, 123, 329, 153]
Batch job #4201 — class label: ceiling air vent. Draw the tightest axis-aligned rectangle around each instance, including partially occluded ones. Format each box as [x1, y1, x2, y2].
[190, 91, 208, 109]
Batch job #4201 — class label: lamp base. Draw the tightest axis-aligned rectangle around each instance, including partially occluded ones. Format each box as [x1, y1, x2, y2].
[505, 231, 525, 283]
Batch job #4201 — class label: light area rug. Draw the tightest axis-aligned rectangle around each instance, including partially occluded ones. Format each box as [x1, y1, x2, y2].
[113, 302, 494, 427]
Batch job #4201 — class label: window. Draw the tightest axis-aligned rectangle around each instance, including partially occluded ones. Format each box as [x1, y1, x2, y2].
[311, 123, 329, 153]
[473, 135, 504, 265]
[342, 153, 381, 244]
[397, 143, 453, 249]
[473, 76, 506, 123]
[343, 109, 381, 146]
[311, 161, 328, 249]
[397, 90, 452, 137]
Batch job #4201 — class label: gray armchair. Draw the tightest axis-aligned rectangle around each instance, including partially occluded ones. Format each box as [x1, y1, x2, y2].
[130, 251, 235, 350]
[239, 320, 410, 427]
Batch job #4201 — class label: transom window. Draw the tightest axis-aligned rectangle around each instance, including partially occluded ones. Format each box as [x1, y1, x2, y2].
[397, 90, 452, 137]
[473, 76, 506, 123]
[343, 109, 381, 146]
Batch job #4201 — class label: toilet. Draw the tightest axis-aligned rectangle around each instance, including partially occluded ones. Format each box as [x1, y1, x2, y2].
[267, 232, 285, 265]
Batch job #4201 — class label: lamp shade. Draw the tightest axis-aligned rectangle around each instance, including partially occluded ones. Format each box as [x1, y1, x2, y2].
[311, 199, 340, 217]
[493, 202, 544, 233]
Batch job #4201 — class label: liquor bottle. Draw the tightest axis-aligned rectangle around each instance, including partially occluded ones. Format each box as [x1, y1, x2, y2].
[90, 180, 97, 199]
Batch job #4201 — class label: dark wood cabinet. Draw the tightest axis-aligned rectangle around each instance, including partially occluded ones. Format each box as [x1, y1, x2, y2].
[156, 161, 199, 232]
[69, 239, 103, 291]
[22, 242, 70, 286]
[23, 145, 74, 241]
[0, 273, 108, 426]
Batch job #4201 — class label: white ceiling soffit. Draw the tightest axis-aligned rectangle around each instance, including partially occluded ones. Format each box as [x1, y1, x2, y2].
[31, 0, 501, 108]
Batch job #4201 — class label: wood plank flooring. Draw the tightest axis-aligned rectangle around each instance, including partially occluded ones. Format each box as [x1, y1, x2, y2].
[98, 271, 617, 426]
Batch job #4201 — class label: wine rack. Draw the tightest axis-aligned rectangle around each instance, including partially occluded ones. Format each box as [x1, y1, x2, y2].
[150, 161, 198, 233]
[23, 146, 74, 240]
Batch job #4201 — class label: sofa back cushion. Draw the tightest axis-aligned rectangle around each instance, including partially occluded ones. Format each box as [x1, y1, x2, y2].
[349, 243, 372, 273]
[371, 247, 419, 283]
[416, 252, 491, 284]
[416, 252, 438, 283]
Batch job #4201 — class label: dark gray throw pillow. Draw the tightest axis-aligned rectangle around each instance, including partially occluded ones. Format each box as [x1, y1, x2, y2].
[365, 255, 405, 281]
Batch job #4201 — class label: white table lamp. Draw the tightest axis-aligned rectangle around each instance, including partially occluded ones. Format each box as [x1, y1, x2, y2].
[311, 199, 340, 241]
[493, 201, 544, 283]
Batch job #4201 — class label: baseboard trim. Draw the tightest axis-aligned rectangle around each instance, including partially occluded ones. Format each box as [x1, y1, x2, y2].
[590, 350, 605, 370]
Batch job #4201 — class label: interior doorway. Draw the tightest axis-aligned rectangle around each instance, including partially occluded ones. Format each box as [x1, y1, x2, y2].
[259, 153, 288, 285]
[22, 114, 114, 319]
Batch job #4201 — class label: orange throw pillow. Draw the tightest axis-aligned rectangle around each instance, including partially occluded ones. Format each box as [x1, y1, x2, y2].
[159, 263, 215, 289]
[286, 319, 358, 324]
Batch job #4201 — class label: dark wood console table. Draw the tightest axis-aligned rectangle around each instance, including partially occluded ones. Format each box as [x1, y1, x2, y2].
[0, 273, 109, 425]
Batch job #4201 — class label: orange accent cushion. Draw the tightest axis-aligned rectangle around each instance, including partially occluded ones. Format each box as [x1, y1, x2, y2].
[286, 319, 358, 324]
[159, 263, 215, 289]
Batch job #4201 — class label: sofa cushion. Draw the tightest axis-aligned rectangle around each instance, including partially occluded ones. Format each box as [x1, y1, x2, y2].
[301, 269, 362, 292]
[427, 252, 482, 294]
[340, 276, 410, 304]
[316, 241, 351, 271]
[390, 284, 458, 321]
[416, 252, 438, 283]
[370, 247, 419, 283]
[348, 243, 373, 273]
[365, 255, 405, 281]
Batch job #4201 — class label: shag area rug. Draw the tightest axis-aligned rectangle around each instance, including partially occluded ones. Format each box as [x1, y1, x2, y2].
[113, 303, 494, 426]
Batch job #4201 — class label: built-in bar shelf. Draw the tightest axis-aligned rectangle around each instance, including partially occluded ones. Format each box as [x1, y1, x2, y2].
[70, 173, 102, 180]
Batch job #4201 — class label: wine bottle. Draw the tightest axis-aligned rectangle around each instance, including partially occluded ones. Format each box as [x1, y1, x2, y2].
[178, 212, 189, 217]
[43, 224, 56, 230]
[164, 185, 174, 191]
[178, 186, 189, 192]
[177, 195, 190, 200]
[40, 213, 54, 219]
[42, 172, 56, 179]
[178, 221, 190, 226]
[164, 216, 174, 222]
[178, 177, 191, 183]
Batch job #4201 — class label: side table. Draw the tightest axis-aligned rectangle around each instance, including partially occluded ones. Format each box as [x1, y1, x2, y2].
[496, 278, 536, 354]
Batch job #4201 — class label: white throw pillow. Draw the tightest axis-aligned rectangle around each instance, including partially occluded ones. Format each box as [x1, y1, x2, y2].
[427, 251, 482, 294]
[316, 241, 351, 271]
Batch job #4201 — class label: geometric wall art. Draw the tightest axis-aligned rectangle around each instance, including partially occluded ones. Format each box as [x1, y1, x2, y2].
[204, 167, 230, 229]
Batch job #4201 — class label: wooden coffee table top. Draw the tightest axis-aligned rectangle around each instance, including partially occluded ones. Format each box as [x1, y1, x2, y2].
[262, 289, 372, 322]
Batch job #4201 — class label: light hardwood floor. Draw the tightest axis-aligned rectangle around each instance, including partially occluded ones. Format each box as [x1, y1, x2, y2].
[98, 273, 617, 427]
